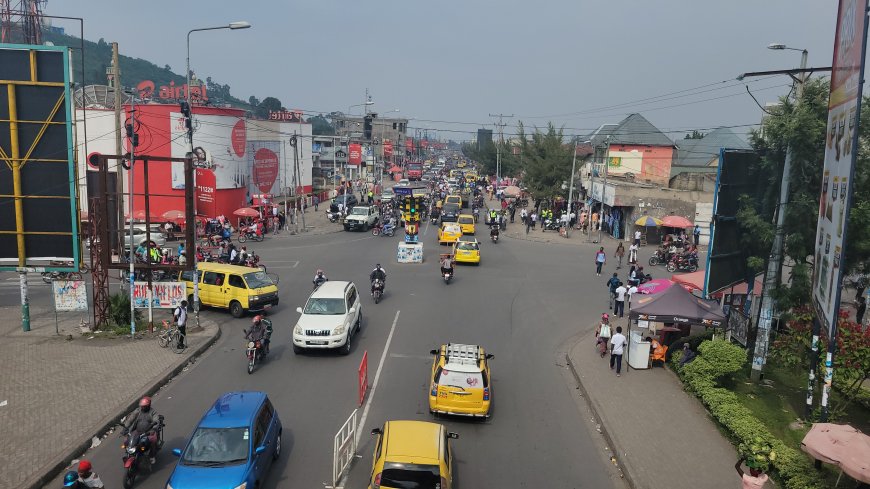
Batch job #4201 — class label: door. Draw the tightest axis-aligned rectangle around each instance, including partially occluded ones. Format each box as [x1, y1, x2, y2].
[443, 431, 453, 488]
[200, 271, 224, 307]
[227, 274, 248, 308]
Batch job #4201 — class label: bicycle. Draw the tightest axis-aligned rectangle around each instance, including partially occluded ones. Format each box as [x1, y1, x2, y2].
[157, 320, 187, 353]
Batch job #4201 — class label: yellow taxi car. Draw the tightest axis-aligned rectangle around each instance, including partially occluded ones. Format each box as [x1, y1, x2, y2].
[444, 194, 462, 208]
[457, 160, 467, 168]
[464, 172, 477, 183]
[428, 343, 493, 418]
[368, 420, 458, 489]
[438, 223, 462, 245]
[452, 239, 480, 264]
[456, 214, 475, 234]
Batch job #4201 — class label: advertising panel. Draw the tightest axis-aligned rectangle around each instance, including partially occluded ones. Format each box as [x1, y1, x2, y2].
[52, 280, 88, 312]
[195, 168, 216, 216]
[132, 282, 187, 309]
[812, 0, 869, 335]
[607, 151, 643, 176]
[348, 143, 362, 165]
[171, 113, 247, 190]
[383, 141, 393, 157]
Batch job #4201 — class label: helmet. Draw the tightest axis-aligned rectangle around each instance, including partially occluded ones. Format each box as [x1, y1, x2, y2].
[77, 460, 92, 474]
[316, 269, 323, 275]
[376, 263, 381, 269]
[602, 313, 610, 320]
[252, 315, 263, 324]
[138, 396, 151, 409]
[63, 470, 79, 487]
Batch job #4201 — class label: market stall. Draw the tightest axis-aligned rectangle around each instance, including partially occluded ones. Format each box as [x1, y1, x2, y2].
[626, 284, 726, 370]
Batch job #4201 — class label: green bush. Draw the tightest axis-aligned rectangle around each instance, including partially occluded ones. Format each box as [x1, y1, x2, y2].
[664, 329, 713, 362]
[107, 292, 141, 331]
[670, 339, 826, 488]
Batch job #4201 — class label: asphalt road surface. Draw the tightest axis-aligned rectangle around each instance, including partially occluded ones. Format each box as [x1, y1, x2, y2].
[34, 221, 626, 488]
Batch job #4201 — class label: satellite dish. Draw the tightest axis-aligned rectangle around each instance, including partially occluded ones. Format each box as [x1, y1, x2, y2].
[73, 85, 133, 110]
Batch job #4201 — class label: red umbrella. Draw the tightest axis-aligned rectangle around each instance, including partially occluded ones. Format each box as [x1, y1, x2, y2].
[660, 215, 693, 228]
[126, 210, 160, 221]
[161, 210, 185, 222]
[233, 207, 260, 218]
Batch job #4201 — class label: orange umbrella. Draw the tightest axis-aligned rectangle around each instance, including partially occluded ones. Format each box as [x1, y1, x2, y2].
[233, 207, 260, 218]
[126, 210, 160, 221]
[660, 215, 693, 228]
[801, 423, 870, 483]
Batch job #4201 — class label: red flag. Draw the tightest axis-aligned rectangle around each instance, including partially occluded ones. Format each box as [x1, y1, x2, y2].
[348, 143, 362, 165]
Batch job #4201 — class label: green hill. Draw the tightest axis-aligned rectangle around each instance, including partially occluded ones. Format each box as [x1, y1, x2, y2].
[41, 30, 252, 109]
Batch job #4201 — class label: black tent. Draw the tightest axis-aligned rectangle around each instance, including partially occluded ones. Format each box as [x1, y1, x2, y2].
[629, 284, 726, 327]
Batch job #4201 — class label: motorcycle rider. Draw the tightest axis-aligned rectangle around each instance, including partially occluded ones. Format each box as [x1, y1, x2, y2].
[489, 208, 498, 225]
[75, 460, 104, 488]
[245, 315, 270, 355]
[122, 397, 161, 464]
[369, 264, 387, 295]
[440, 255, 454, 278]
[313, 269, 328, 288]
[490, 223, 500, 241]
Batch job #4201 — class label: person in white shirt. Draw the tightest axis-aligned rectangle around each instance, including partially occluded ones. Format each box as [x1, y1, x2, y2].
[614, 283, 627, 317]
[628, 242, 639, 264]
[609, 326, 627, 376]
[627, 284, 639, 309]
[634, 229, 642, 246]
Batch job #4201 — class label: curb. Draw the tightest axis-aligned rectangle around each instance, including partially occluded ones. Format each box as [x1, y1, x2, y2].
[565, 339, 637, 489]
[25, 320, 223, 489]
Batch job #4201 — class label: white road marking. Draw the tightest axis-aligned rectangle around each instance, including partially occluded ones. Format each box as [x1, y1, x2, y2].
[356, 310, 400, 445]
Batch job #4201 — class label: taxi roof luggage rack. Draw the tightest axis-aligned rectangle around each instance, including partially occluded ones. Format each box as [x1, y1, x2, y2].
[445, 343, 481, 366]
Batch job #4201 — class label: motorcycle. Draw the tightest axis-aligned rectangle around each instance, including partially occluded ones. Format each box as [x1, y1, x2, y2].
[41, 271, 83, 283]
[648, 248, 675, 267]
[372, 222, 396, 237]
[666, 254, 699, 273]
[237, 226, 264, 243]
[490, 225, 500, 243]
[327, 210, 342, 223]
[313, 276, 327, 290]
[245, 336, 267, 374]
[441, 267, 454, 284]
[543, 218, 560, 231]
[371, 279, 384, 304]
[120, 416, 164, 489]
[243, 253, 266, 273]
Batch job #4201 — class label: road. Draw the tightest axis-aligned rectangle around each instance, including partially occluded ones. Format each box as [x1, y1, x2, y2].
[37, 220, 625, 488]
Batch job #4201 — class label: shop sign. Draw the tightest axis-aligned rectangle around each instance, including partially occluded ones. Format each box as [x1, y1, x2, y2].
[268, 110, 304, 122]
[136, 80, 208, 103]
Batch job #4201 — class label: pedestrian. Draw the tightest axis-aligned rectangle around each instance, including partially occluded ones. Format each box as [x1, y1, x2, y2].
[278, 211, 286, 230]
[609, 326, 627, 376]
[693, 224, 701, 246]
[76, 460, 104, 488]
[679, 343, 696, 367]
[595, 247, 606, 276]
[525, 214, 531, 234]
[606, 273, 620, 307]
[313, 195, 320, 211]
[510, 205, 516, 223]
[627, 283, 638, 309]
[634, 228, 642, 246]
[530, 211, 537, 229]
[591, 210, 599, 231]
[596, 335, 608, 358]
[614, 282, 627, 317]
[615, 242, 625, 269]
[569, 209, 576, 229]
[174, 300, 188, 349]
[735, 456, 769, 488]
[628, 242, 638, 265]
[857, 296, 866, 324]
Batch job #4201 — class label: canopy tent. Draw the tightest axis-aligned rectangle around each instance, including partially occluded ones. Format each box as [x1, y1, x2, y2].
[671, 270, 763, 298]
[801, 423, 870, 484]
[636, 279, 673, 295]
[630, 282, 726, 327]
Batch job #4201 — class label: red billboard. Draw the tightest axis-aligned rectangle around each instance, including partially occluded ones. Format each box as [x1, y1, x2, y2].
[195, 168, 216, 216]
[383, 140, 393, 157]
[348, 143, 362, 165]
[252, 148, 280, 193]
[405, 138, 413, 152]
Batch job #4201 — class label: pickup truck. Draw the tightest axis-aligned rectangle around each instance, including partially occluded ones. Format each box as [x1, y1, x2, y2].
[343, 206, 379, 231]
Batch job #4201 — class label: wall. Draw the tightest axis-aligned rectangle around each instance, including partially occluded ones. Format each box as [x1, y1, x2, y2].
[607, 144, 674, 186]
[669, 172, 717, 192]
[75, 108, 122, 215]
[245, 119, 313, 197]
[609, 183, 713, 243]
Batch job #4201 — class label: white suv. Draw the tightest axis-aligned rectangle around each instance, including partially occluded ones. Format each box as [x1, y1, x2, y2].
[292, 281, 362, 355]
[343, 206, 379, 231]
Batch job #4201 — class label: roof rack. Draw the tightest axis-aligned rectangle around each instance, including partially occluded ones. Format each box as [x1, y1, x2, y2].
[445, 343, 481, 367]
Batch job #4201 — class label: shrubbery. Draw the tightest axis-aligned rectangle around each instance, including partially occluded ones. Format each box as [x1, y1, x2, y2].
[671, 339, 826, 489]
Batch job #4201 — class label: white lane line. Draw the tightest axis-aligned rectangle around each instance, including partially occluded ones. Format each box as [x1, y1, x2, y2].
[356, 309, 400, 445]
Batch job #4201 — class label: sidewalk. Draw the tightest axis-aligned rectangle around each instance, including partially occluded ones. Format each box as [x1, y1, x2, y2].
[566, 332, 738, 489]
[0, 305, 221, 489]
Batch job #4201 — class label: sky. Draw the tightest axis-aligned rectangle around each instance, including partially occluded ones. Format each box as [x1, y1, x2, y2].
[50, 0, 841, 142]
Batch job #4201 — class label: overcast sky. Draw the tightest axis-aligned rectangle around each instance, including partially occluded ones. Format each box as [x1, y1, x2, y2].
[52, 0, 841, 141]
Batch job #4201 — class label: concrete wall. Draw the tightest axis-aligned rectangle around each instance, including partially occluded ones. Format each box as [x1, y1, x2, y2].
[669, 172, 717, 192]
[607, 144, 675, 186]
[612, 184, 714, 244]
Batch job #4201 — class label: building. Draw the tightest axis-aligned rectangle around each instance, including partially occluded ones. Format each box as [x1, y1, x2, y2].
[334, 113, 408, 180]
[670, 127, 751, 191]
[477, 128, 493, 149]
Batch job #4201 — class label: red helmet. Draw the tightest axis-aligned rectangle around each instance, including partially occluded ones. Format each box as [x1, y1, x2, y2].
[77, 460, 92, 474]
[139, 396, 152, 408]
[252, 315, 263, 324]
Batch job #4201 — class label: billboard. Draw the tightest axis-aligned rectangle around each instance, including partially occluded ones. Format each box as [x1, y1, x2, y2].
[132, 282, 187, 309]
[170, 113, 248, 190]
[195, 168, 216, 216]
[812, 0, 869, 335]
[0, 44, 79, 271]
[53, 280, 88, 312]
[348, 143, 362, 165]
[704, 150, 769, 295]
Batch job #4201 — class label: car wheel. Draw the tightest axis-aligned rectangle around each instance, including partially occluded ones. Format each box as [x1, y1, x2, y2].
[230, 301, 244, 318]
[293, 344, 302, 354]
[273, 433, 282, 460]
[341, 331, 352, 356]
[344, 225, 350, 231]
[356, 311, 362, 332]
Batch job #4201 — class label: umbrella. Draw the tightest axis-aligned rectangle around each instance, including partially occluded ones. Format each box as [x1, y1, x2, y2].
[637, 279, 673, 295]
[503, 185, 521, 197]
[233, 207, 260, 218]
[660, 215, 693, 228]
[161, 210, 185, 221]
[635, 216, 662, 227]
[126, 210, 159, 221]
[801, 423, 870, 483]
[388, 165, 402, 173]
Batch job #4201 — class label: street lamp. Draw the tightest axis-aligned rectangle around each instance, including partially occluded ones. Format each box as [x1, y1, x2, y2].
[185, 20, 251, 325]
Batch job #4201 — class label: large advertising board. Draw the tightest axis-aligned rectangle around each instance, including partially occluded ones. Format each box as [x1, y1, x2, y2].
[248, 140, 282, 196]
[0, 44, 79, 271]
[132, 282, 187, 309]
[171, 113, 248, 190]
[812, 0, 869, 335]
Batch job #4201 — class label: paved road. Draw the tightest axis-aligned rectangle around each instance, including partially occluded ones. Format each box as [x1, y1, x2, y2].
[35, 221, 626, 488]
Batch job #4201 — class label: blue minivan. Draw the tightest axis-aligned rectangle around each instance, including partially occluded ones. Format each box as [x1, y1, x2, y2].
[166, 391, 282, 489]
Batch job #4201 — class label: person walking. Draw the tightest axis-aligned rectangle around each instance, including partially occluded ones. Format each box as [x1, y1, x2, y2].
[525, 213, 531, 234]
[313, 195, 320, 211]
[634, 228, 642, 246]
[614, 242, 625, 269]
[628, 242, 638, 265]
[626, 282, 638, 310]
[173, 300, 188, 349]
[609, 326, 627, 376]
[595, 247, 606, 276]
[693, 224, 701, 246]
[530, 211, 538, 230]
[614, 282, 627, 318]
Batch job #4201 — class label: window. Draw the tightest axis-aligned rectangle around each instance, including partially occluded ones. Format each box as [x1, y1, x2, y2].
[228, 275, 245, 289]
[181, 427, 248, 465]
[202, 271, 221, 285]
[438, 369, 483, 388]
[253, 417, 265, 449]
[256, 405, 272, 446]
[180, 270, 194, 282]
[346, 287, 357, 308]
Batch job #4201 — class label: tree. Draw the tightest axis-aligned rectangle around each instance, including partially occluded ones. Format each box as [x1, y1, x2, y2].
[512, 122, 572, 198]
[308, 114, 335, 135]
[248, 96, 260, 108]
[164, 64, 172, 71]
[684, 130, 707, 139]
[255, 96, 283, 119]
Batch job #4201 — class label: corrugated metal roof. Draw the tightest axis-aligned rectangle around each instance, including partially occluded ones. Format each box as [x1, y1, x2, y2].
[673, 127, 751, 168]
[588, 113, 674, 147]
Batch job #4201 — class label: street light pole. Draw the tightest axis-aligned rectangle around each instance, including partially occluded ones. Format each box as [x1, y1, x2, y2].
[566, 140, 577, 238]
[597, 137, 611, 244]
[185, 21, 250, 325]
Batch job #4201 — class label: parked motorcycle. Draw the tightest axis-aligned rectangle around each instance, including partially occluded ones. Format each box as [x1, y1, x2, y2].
[120, 416, 164, 489]
[648, 249, 675, 267]
[666, 255, 699, 273]
[542, 218, 560, 232]
[371, 279, 384, 304]
[237, 226, 264, 243]
[371, 222, 396, 237]
[41, 271, 83, 283]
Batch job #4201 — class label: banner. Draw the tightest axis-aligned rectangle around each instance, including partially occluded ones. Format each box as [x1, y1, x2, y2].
[171, 113, 247, 189]
[53, 280, 88, 312]
[132, 282, 187, 309]
[348, 143, 362, 165]
[195, 168, 216, 216]
[383, 141, 393, 157]
[812, 0, 869, 335]
[252, 148, 280, 193]
[405, 138, 413, 151]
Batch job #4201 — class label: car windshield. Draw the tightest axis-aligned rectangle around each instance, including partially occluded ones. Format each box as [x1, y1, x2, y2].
[457, 242, 479, 251]
[181, 427, 248, 466]
[443, 226, 460, 233]
[303, 297, 346, 315]
[458, 217, 473, 224]
[243, 271, 274, 289]
[438, 368, 484, 388]
[382, 189, 394, 196]
[380, 463, 441, 489]
[350, 207, 368, 215]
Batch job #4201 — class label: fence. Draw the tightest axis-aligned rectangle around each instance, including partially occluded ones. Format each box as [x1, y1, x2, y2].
[332, 408, 358, 489]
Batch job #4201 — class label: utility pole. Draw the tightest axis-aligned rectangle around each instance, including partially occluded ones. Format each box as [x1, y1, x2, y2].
[751, 49, 808, 382]
[566, 140, 578, 238]
[488, 113, 513, 192]
[598, 137, 611, 244]
[111, 43, 125, 256]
